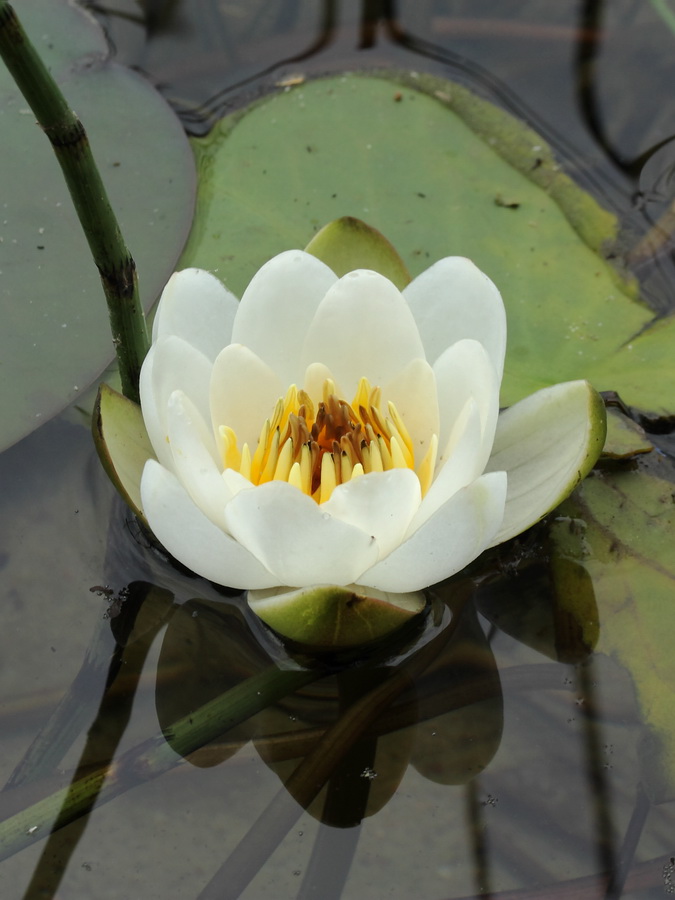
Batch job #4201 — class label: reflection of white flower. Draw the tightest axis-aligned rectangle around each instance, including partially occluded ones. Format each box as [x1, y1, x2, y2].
[140, 251, 605, 593]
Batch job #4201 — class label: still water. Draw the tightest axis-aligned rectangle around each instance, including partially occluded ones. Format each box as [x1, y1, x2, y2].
[1, 2, 675, 898]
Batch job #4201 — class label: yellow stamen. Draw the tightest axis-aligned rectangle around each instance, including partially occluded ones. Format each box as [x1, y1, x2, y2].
[259, 428, 280, 483]
[368, 440, 384, 472]
[240, 443, 252, 481]
[215, 376, 430, 503]
[390, 434, 408, 469]
[251, 418, 270, 482]
[299, 443, 312, 495]
[319, 452, 337, 502]
[219, 425, 241, 470]
[288, 460, 303, 492]
[340, 450, 353, 483]
[387, 400, 415, 463]
[417, 434, 438, 497]
[273, 437, 294, 481]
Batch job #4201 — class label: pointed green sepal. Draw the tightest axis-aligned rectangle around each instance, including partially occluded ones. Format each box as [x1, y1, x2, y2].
[305, 216, 412, 288]
[92, 383, 155, 521]
[247, 584, 426, 649]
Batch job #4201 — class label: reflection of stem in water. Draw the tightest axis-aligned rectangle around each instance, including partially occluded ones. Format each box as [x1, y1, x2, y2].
[196, 596, 468, 900]
[19, 583, 169, 900]
[603, 781, 651, 900]
[465, 778, 493, 897]
[0, 652, 318, 865]
[4, 615, 117, 790]
[296, 667, 384, 900]
[576, 661, 617, 887]
[0, 660, 566, 865]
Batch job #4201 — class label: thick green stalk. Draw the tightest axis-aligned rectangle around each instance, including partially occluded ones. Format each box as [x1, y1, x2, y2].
[0, 665, 318, 863]
[0, 0, 149, 402]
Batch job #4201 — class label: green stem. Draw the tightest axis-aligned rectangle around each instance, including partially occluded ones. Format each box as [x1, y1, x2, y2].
[0, 665, 318, 863]
[0, 0, 149, 402]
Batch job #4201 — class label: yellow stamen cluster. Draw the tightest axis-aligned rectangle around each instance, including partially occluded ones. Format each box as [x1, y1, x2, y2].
[219, 377, 437, 503]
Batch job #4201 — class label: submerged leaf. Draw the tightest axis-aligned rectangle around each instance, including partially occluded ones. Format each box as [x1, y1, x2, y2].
[552, 452, 675, 801]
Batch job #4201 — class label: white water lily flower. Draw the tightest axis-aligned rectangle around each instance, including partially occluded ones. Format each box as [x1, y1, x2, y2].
[139, 250, 605, 602]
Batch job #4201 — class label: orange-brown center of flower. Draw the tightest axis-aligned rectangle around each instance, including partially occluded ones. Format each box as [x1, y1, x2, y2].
[219, 377, 437, 503]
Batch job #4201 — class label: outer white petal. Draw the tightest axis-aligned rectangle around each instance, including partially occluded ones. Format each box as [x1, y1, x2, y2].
[358, 472, 507, 592]
[152, 268, 239, 361]
[140, 460, 280, 589]
[321, 470, 422, 559]
[381, 358, 440, 467]
[433, 338, 500, 473]
[413, 399, 484, 530]
[300, 269, 425, 398]
[139, 336, 212, 472]
[485, 380, 606, 545]
[222, 481, 380, 587]
[210, 344, 284, 450]
[404, 256, 507, 377]
[167, 390, 233, 526]
[231, 250, 337, 384]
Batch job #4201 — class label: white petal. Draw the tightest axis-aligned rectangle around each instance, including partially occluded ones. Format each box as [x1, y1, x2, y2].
[140, 336, 212, 472]
[485, 380, 606, 545]
[152, 268, 239, 361]
[223, 481, 380, 587]
[413, 399, 484, 530]
[301, 269, 426, 398]
[140, 460, 279, 589]
[433, 338, 500, 473]
[321, 470, 422, 559]
[167, 391, 234, 526]
[381, 358, 440, 467]
[210, 344, 284, 450]
[358, 472, 507, 592]
[404, 256, 507, 377]
[231, 250, 337, 384]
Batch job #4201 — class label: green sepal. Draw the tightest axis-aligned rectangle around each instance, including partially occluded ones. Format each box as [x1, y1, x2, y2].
[247, 584, 426, 649]
[304, 216, 411, 288]
[92, 383, 155, 522]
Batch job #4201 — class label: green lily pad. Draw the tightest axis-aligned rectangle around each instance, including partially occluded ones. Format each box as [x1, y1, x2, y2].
[0, 0, 195, 452]
[602, 406, 654, 459]
[552, 453, 675, 801]
[179, 72, 672, 416]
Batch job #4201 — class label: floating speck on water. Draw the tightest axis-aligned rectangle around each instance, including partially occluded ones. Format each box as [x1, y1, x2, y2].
[297, 831, 303, 837]
[26, 825, 39, 835]
[293, 870, 301, 877]
[361, 767, 377, 780]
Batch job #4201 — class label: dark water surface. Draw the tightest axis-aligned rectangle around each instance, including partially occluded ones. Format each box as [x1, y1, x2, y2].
[2, 2, 675, 898]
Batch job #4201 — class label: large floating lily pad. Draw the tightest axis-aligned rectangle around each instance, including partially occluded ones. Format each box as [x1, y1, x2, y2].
[0, 0, 196, 452]
[180, 72, 673, 416]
